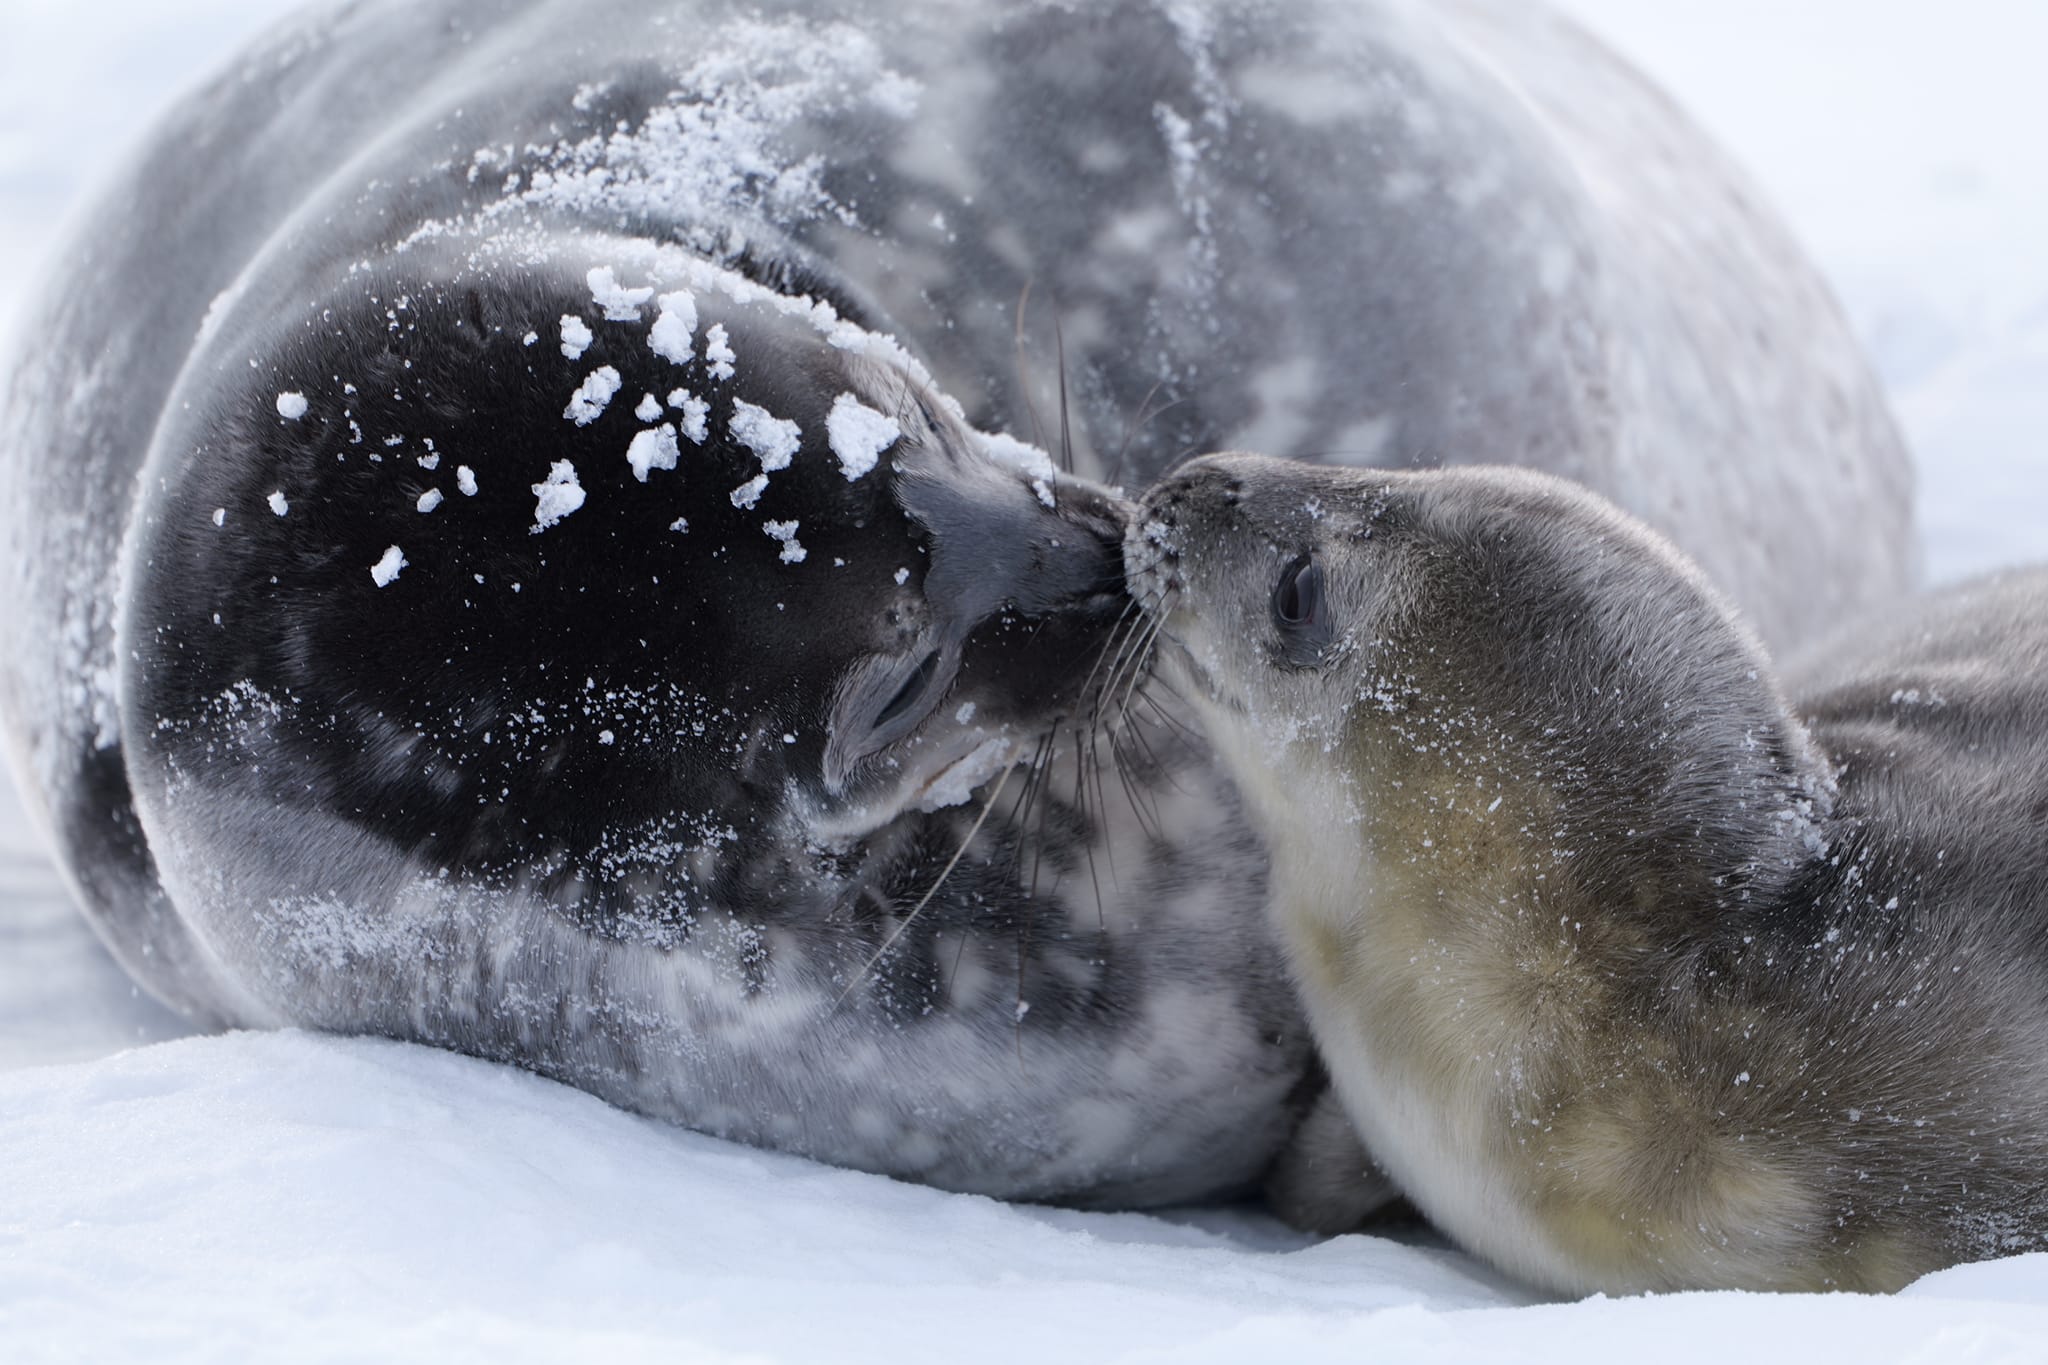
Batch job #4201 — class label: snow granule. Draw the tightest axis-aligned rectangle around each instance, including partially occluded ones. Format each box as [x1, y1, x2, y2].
[649, 290, 698, 365]
[729, 398, 800, 471]
[914, 736, 1013, 812]
[634, 393, 663, 422]
[275, 391, 308, 421]
[704, 323, 736, 381]
[894, 566, 910, 585]
[563, 366, 622, 425]
[729, 474, 769, 509]
[521, 330, 538, 346]
[211, 508, 225, 528]
[626, 424, 681, 482]
[826, 392, 900, 481]
[978, 429, 1057, 482]
[670, 389, 709, 443]
[266, 491, 288, 516]
[598, 729, 615, 745]
[668, 516, 689, 534]
[370, 545, 407, 587]
[416, 488, 444, 513]
[559, 314, 594, 359]
[530, 460, 586, 532]
[763, 519, 806, 564]
[587, 265, 653, 321]
[456, 466, 478, 496]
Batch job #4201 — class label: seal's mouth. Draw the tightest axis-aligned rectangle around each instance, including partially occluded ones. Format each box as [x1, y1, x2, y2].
[907, 733, 1020, 813]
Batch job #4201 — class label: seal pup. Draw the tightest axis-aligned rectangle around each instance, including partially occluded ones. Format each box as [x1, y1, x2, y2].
[2, 0, 1914, 1211]
[1126, 452, 2048, 1291]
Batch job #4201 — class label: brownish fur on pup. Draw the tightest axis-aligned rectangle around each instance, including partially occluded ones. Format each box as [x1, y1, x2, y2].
[1128, 454, 2048, 1295]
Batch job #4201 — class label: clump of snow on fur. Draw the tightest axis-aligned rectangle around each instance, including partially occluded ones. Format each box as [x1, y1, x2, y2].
[456, 466, 478, 496]
[416, 489, 444, 513]
[729, 474, 769, 509]
[826, 393, 900, 481]
[763, 519, 806, 564]
[493, 20, 919, 244]
[275, 391, 308, 420]
[587, 266, 653, 321]
[670, 389, 710, 443]
[914, 736, 1013, 812]
[978, 429, 1059, 506]
[668, 516, 689, 534]
[266, 491, 288, 516]
[704, 324, 736, 381]
[559, 315, 593, 359]
[634, 393, 662, 422]
[530, 461, 586, 532]
[369, 546, 407, 587]
[211, 508, 225, 528]
[730, 399, 800, 470]
[648, 290, 698, 365]
[564, 366, 622, 425]
[626, 425, 681, 482]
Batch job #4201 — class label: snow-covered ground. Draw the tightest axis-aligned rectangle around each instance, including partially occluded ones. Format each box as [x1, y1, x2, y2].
[2, 2, 2046, 1360]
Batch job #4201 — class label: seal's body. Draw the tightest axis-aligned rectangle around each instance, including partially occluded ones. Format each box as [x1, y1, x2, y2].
[1129, 453, 2048, 1290]
[2, 0, 1910, 1208]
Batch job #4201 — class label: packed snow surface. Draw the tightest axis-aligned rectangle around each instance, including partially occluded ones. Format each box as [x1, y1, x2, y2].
[3, 0, 2048, 1360]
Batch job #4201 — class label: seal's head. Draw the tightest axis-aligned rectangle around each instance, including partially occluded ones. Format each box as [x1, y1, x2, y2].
[123, 241, 1129, 962]
[1122, 452, 1830, 924]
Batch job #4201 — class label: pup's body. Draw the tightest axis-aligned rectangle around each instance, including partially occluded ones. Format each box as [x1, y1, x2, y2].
[1130, 454, 2048, 1293]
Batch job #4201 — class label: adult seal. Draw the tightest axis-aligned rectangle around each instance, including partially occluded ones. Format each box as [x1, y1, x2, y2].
[1127, 452, 2048, 1288]
[1, 0, 1910, 1208]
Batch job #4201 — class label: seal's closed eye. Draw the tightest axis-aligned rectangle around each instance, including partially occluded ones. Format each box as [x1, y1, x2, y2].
[874, 649, 942, 730]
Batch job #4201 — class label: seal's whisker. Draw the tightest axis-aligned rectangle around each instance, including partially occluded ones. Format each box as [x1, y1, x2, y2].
[1093, 609, 1160, 738]
[1108, 724, 1166, 845]
[1110, 608, 1171, 737]
[1012, 279, 1050, 458]
[834, 743, 1022, 1009]
[1073, 594, 1146, 707]
[1071, 720, 1110, 926]
[1082, 624, 1153, 773]
[1124, 707, 1194, 803]
[1104, 380, 1182, 491]
[1137, 690, 1205, 752]
[1054, 312, 1075, 477]
[1019, 728, 1061, 902]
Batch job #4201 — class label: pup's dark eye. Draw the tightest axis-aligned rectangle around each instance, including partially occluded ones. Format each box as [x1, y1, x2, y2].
[1272, 554, 1322, 628]
[874, 650, 941, 729]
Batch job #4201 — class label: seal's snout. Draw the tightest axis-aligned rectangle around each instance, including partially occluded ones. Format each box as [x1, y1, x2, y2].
[1122, 453, 1254, 611]
[1042, 475, 1134, 622]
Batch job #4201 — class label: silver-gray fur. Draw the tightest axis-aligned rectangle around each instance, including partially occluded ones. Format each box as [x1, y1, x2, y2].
[1, 0, 1912, 1210]
[1127, 451, 2048, 1288]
